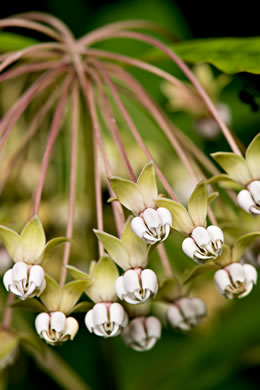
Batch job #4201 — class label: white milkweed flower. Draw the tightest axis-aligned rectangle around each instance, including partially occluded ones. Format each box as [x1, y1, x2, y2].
[214, 262, 257, 299]
[237, 181, 260, 215]
[122, 316, 161, 351]
[35, 312, 79, 346]
[167, 297, 207, 331]
[3, 262, 46, 300]
[131, 207, 172, 245]
[85, 302, 128, 338]
[115, 268, 158, 304]
[182, 225, 224, 263]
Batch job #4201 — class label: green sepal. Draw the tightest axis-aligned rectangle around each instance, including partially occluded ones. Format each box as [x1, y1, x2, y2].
[40, 237, 69, 264]
[232, 232, 260, 263]
[11, 299, 46, 312]
[0, 226, 20, 261]
[66, 265, 93, 282]
[0, 330, 18, 363]
[188, 180, 207, 227]
[214, 244, 232, 267]
[246, 133, 260, 179]
[109, 176, 145, 215]
[211, 152, 251, 185]
[137, 161, 158, 208]
[156, 278, 181, 301]
[155, 198, 194, 235]
[208, 192, 219, 203]
[207, 174, 242, 189]
[19, 215, 46, 263]
[94, 230, 129, 270]
[72, 301, 93, 313]
[182, 262, 218, 285]
[39, 274, 61, 312]
[151, 301, 169, 327]
[59, 280, 91, 315]
[86, 256, 119, 303]
[123, 301, 151, 318]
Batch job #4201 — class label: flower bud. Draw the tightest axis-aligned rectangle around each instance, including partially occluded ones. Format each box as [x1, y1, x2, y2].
[35, 312, 79, 346]
[214, 263, 257, 299]
[3, 262, 46, 300]
[182, 225, 224, 263]
[115, 268, 158, 304]
[122, 316, 161, 351]
[167, 297, 207, 331]
[85, 302, 128, 338]
[131, 207, 172, 245]
[237, 181, 260, 215]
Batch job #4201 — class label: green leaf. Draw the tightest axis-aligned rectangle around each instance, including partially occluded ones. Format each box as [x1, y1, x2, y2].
[94, 229, 129, 270]
[155, 198, 194, 235]
[0, 226, 20, 261]
[232, 232, 260, 263]
[0, 32, 37, 52]
[121, 217, 148, 269]
[20, 215, 46, 264]
[41, 237, 69, 262]
[211, 152, 251, 185]
[188, 181, 207, 227]
[137, 161, 158, 208]
[39, 274, 61, 312]
[246, 133, 260, 179]
[208, 192, 219, 203]
[11, 299, 46, 312]
[60, 280, 91, 315]
[182, 262, 218, 285]
[86, 256, 119, 303]
[66, 265, 93, 282]
[109, 176, 145, 215]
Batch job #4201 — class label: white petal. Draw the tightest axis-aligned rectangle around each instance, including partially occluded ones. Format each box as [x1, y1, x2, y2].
[146, 317, 161, 339]
[190, 298, 207, 317]
[123, 269, 140, 293]
[191, 226, 211, 247]
[85, 310, 94, 332]
[178, 298, 196, 319]
[64, 317, 79, 340]
[243, 264, 257, 284]
[207, 225, 224, 242]
[214, 269, 230, 294]
[143, 208, 161, 229]
[239, 281, 254, 298]
[3, 269, 13, 291]
[131, 217, 147, 239]
[130, 318, 146, 342]
[250, 206, 260, 215]
[157, 207, 172, 227]
[50, 312, 66, 332]
[29, 265, 45, 287]
[109, 302, 126, 326]
[35, 312, 50, 335]
[109, 323, 121, 337]
[121, 326, 133, 345]
[167, 305, 183, 328]
[248, 180, 260, 204]
[182, 237, 199, 259]
[237, 190, 255, 213]
[92, 303, 108, 326]
[161, 225, 171, 242]
[115, 276, 127, 300]
[141, 269, 158, 294]
[226, 263, 246, 283]
[12, 262, 28, 282]
[142, 232, 159, 244]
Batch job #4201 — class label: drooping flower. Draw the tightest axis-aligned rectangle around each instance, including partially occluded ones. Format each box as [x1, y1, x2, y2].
[212, 134, 260, 215]
[35, 312, 79, 346]
[122, 316, 161, 351]
[214, 263, 257, 299]
[156, 180, 224, 263]
[110, 161, 172, 244]
[95, 218, 158, 304]
[167, 297, 207, 331]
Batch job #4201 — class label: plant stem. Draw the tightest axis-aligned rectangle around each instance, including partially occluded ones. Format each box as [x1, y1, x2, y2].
[1, 293, 14, 331]
[33, 74, 73, 215]
[59, 84, 79, 287]
[156, 244, 173, 278]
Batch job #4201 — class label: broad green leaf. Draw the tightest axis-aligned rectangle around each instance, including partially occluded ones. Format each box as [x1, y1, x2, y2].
[66, 265, 93, 282]
[211, 152, 251, 185]
[121, 217, 148, 269]
[72, 301, 93, 313]
[155, 198, 194, 235]
[39, 274, 61, 312]
[94, 230, 129, 270]
[11, 299, 46, 312]
[0, 226, 19, 260]
[207, 174, 241, 189]
[60, 280, 91, 315]
[86, 256, 119, 303]
[246, 133, 260, 179]
[208, 192, 219, 203]
[188, 181, 207, 227]
[109, 177, 145, 215]
[182, 262, 218, 285]
[0, 32, 37, 52]
[41, 237, 69, 262]
[212, 245, 231, 267]
[20, 215, 46, 264]
[232, 232, 260, 263]
[137, 161, 158, 208]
